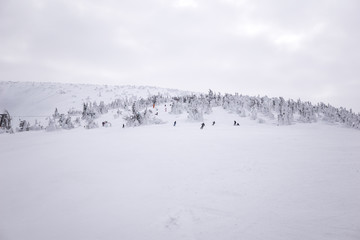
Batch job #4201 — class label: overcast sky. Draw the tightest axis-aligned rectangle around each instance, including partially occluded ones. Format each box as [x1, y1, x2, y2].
[1, 0, 359, 112]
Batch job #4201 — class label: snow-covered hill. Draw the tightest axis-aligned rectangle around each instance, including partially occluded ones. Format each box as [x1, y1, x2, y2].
[0, 81, 195, 131]
[1, 81, 359, 133]
[0, 81, 193, 116]
[1, 81, 360, 240]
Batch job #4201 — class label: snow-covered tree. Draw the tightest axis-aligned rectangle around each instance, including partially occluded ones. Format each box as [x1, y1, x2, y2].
[84, 118, 98, 129]
[29, 119, 43, 131]
[187, 106, 204, 121]
[53, 108, 60, 119]
[170, 99, 184, 115]
[45, 117, 59, 132]
[16, 120, 30, 132]
[124, 102, 143, 127]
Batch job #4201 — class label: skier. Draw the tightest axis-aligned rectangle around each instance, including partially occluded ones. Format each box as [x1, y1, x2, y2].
[200, 122, 205, 129]
[102, 121, 111, 127]
[234, 120, 237, 126]
[173, 121, 176, 127]
[212, 121, 215, 126]
[122, 124, 125, 128]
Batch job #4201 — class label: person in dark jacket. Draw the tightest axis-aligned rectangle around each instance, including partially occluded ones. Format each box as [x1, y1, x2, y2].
[200, 122, 205, 129]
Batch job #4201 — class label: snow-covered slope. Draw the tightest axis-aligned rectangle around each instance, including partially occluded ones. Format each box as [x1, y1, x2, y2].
[1, 81, 360, 240]
[0, 81, 193, 116]
[1, 105, 360, 240]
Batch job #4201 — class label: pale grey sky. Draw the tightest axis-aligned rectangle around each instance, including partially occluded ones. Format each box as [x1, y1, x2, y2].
[1, 0, 359, 112]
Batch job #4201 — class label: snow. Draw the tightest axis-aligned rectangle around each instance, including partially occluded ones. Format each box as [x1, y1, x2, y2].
[1, 82, 360, 239]
[0, 81, 193, 116]
[1, 104, 360, 240]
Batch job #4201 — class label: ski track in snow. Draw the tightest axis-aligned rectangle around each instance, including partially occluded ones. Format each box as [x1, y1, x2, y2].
[1, 82, 360, 240]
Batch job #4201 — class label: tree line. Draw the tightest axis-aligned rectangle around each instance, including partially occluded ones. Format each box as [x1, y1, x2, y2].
[1, 90, 359, 133]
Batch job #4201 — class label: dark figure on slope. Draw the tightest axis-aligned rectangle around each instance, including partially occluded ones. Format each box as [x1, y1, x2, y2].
[200, 122, 205, 129]
[102, 121, 111, 127]
[234, 120, 237, 126]
[173, 121, 177, 127]
[212, 121, 215, 126]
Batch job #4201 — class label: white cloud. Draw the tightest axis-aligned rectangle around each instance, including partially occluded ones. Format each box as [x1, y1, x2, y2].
[273, 33, 305, 51]
[174, 0, 198, 8]
[273, 23, 326, 51]
[238, 23, 269, 37]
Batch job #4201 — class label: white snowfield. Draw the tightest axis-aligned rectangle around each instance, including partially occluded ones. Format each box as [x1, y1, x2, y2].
[0, 81, 193, 116]
[1, 82, 360, 240]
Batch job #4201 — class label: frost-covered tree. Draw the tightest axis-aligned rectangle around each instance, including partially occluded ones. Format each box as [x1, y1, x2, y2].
[170, 99, 184, 114]
[187, 106, 204, 121]
[277, 97, 293, 125]
[298, 101, 316, 123]
[82, 103, 97, 120]
[53, 108, 60, 119]
[124, 102, 143, 127]
[74, 117, 81, 127]
[0, 110, 13, 133]
[45, 117, 59, 132]
[84, 118, 98, 129]
[98, 101, 108, 114]
[16, 120, 30, 132]
[250, 107, 257, 120]
[29, 119, 43, 131]
[58, 114, 74, 129]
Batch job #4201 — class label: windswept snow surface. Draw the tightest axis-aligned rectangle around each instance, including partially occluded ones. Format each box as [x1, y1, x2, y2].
[1, 106, 360, 240]
[0, 81, 192, 116]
